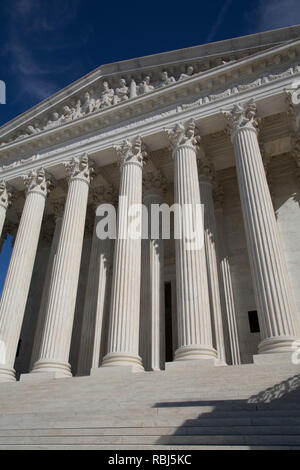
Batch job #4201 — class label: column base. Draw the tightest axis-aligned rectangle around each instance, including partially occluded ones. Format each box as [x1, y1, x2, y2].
[101, 352, 144, 371]
[28, 359, 72, 380]
[0, 366, 16, 383]
[174, 345, 218, 361]
[215, 358, 227, 367]
[258, 336, 300, 355]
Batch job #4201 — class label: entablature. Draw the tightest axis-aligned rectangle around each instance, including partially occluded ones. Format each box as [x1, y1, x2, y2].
[1, 38, 300, 163]
[1, 41, 300, 188]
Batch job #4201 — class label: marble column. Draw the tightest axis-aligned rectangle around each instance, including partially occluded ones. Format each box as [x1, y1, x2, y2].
[30, 202, 64, 369]
[214, 186, 241, 365]
[197, 156, 226, 364]
[77, 185, 116, 376]
[0, 169, 50, 382]
[31, 155, 91, 378]
[166, 119, 217, 361]
[224, 99, 300, 355]
[102, 136, 146, 370]
[260, 144, 275, 205]
[0, 180, 10, 239]
[140, 171, 166, 371]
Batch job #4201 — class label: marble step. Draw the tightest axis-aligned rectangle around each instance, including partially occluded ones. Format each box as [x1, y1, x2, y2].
[1, 407, 300, 429]
[0, 433, 300, 445]
[1, 444, 300, 450]
[0, 424, 300, 437]
[1, 416, 300, 429]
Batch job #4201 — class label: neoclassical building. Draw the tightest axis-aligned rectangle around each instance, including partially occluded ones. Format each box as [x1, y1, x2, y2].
[1, 25, 300, 385]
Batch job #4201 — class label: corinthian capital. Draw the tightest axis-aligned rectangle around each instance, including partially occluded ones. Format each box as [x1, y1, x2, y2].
[0, 180, 11, 209]
[65, 153, 92, 184]
[223, 99, 259, 139]
[114, 136, 148, 168]
[286, 84, 300, 132]
[22, 168, 52, 198]
[165, 118, 200, 152]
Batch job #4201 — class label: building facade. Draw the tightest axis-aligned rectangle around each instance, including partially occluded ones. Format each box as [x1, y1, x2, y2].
[0, 26, 300, 383]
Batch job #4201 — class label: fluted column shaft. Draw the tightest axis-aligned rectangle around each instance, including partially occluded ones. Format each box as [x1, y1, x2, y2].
[30, 213, 63, 369]
[77, 190, 115, 376]
[0, 170, 49, 382]
[31, 156, 91, 377]
[226, 101, 300, 354]
[199, 176, 226, 364]
[140, 185, 165, 371]
[102, 137, 146, 370]
[0, 181, 10, 239]
[167, 120, 216, 361]
[215, 204, 241, 365]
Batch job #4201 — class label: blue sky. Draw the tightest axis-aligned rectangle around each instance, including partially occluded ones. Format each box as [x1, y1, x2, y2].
[0, 0, 300, 290]
[1, 0, 300, 127]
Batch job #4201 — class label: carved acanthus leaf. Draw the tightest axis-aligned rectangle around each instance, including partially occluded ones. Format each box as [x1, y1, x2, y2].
[285, 84, 300, 132]
[166, 118, 200, 152]
[114, 136, 148, 167]
[0, 180, 12, 209]
[65, 154, 93, 183]
[223, 99, 259, 138]
[22, 168, 52, 197]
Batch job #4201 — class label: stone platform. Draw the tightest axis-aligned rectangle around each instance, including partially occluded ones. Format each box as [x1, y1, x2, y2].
[0, 360, 300, 449]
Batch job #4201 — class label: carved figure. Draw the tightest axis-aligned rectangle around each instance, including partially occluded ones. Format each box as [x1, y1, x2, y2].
[160, 71, 176, 86]
[179, 66, 194, 81]
[114, 79, 129, 104]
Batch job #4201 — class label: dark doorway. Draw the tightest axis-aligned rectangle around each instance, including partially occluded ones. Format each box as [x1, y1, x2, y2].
[165, 282, 173, 362]
[248, 310, 260, 333]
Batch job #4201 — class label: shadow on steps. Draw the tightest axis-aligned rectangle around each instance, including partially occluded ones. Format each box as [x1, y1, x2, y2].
[153, 374, 300, 448]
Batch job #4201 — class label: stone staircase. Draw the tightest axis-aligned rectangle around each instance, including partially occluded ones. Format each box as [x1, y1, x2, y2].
[1, 360, 300, 449]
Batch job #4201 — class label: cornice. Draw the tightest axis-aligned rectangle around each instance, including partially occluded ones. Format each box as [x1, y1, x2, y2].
[1, 39, 300, 156]
[0, 74, 298, 183]
[1, 27, 293, 138]
[1, 41, 300, 182]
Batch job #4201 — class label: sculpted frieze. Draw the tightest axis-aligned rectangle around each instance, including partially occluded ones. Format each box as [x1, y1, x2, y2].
[0, 50, 258, 148]
[0, 53, 300, 172]
[181, 64, 300, 111]
[0, 65, 198, 148]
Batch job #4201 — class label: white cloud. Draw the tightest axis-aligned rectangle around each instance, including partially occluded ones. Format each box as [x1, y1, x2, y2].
[205, 0, 232, 42]
[255, 0, 300, 32]
[3, 0, 85, 102]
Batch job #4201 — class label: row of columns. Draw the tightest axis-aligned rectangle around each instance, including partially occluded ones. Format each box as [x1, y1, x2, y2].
[0, 99, 299, 382]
